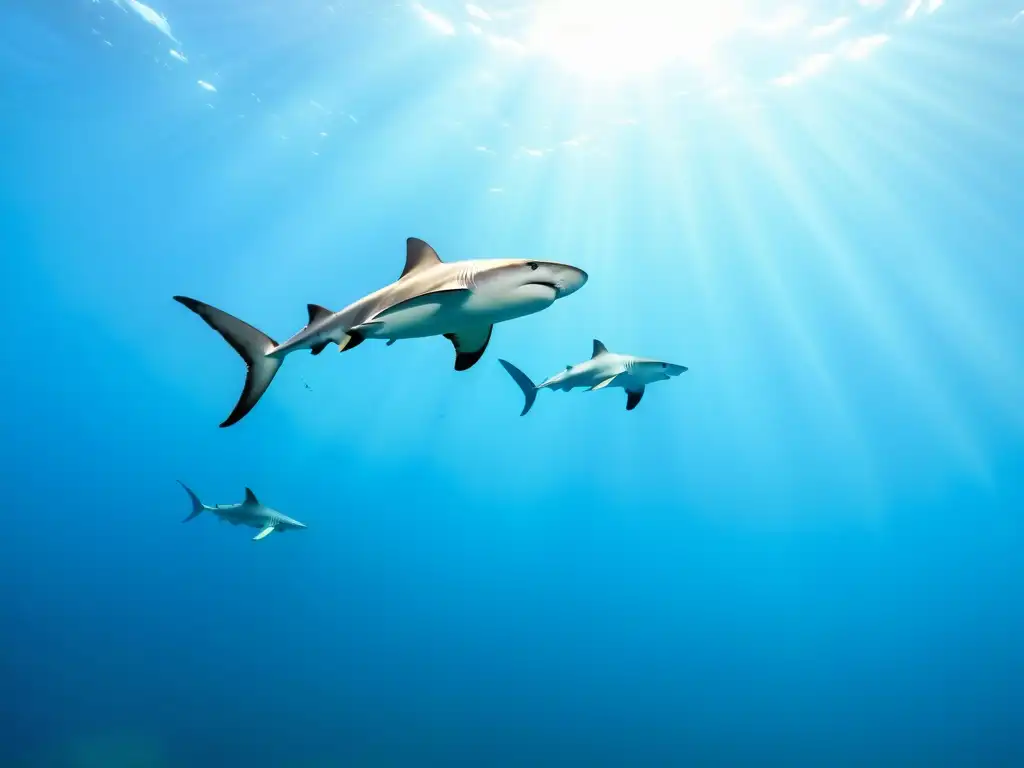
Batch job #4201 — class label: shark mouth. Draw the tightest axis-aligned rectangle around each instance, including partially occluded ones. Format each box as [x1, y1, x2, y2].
[526, 280, 560, 292]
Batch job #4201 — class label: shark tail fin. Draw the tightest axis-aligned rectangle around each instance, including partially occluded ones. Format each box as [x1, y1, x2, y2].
[173, 296, 283, 428]
[177, 481, 205, 522]
[498, 359, 538, 416]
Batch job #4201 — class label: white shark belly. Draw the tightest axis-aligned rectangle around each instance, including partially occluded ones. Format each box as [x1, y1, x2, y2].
[359, 287, 555, 340]
[423, 284, 560, 327]
[215, 510, 262, 528]
[559, 362, 625, 391]
[575, 372, 611, 389]
[462, 286, 556, 325]
[359, 299, 465, 340]
[614, 374, 645, 391]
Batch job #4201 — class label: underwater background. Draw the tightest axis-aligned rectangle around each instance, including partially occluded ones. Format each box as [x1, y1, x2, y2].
[2, 1, 1023, 765]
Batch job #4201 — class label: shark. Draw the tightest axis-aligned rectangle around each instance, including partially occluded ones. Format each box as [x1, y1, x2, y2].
[174, 237, 588, 427]
[177, 481, 306, 541]
[498, 339, 688, 415]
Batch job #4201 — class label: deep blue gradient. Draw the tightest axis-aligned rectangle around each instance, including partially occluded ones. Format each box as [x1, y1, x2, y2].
[2, 1, 1023, 765]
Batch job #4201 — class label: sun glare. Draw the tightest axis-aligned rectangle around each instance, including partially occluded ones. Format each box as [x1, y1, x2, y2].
[525, 0, 746, 81]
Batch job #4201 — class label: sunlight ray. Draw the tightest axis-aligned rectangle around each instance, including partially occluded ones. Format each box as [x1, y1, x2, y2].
[861, 50, 1023, 162]
[626, 95, 803, 507]
[831, 53, 1022, 243]
[712, 128, 884, 511]
[518, 0, 746, 82]
[456, 74, 596, 253]
[818, 80, 1024, 430]
[83, 0, 1020, 500]
[736, 107, 993, 482]
[215, 75, 520, 296]
[783, 144, 1020, 456]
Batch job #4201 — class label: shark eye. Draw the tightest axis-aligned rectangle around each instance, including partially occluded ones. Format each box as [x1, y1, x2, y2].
[661, 363, 667, 369]
[527, 261, 539, 271]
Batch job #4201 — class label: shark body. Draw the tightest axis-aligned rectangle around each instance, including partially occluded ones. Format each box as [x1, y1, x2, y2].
[499, 339, 688, 415]
[177, 482, 306, 541]
[174, 237, 588, 427]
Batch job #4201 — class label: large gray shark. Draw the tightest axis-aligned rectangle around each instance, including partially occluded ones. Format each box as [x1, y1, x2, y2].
[174, 237, 588, 427]
[499, 339, 688, 415]
[177, 481, 306, 541]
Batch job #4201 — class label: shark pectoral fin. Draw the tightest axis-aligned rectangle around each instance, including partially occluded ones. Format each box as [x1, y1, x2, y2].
[445, 325, 493, 371]
[590, 376, 617, 391]
[626, 387, 645, 411]
[253, 526, 275, 541]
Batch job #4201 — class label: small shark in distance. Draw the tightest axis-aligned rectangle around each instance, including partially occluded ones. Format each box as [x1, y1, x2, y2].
[174, 237, 588, 427]
[177, 482, 307, 541]
[498, 339, 688, 415]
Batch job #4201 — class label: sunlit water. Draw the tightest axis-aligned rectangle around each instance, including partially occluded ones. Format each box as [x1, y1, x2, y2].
[2, 1, 1023, 765]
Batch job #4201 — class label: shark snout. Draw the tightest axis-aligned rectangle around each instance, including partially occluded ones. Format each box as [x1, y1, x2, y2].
[552, 265, 588, 298]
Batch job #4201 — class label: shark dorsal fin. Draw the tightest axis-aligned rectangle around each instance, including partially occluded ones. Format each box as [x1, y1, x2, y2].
[401, 238, 442, 279]
[592, 339, 608, 358]
[307, 304, 332, 325]
[244, 487, 259, 504]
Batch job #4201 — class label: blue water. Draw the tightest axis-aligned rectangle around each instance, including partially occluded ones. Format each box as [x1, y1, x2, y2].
[3, 1, 1023, 765]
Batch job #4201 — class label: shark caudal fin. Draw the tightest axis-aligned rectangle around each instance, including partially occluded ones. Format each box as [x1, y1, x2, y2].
[177, 481, 205, 522]
[498, 359, 539, 416]
[173, 296, 283, 427]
